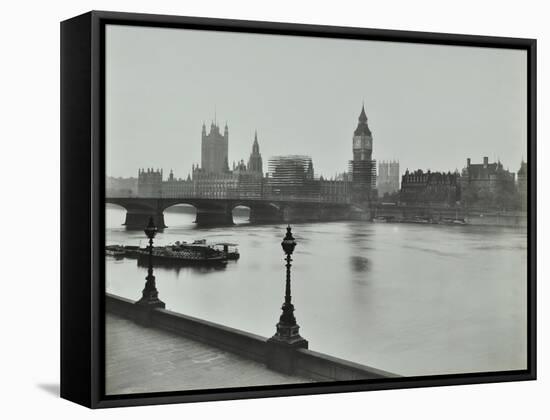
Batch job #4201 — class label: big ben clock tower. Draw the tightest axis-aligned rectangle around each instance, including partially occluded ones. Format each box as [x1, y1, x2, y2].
[350, 104, 376, 203]
[353, 104, 373, 161]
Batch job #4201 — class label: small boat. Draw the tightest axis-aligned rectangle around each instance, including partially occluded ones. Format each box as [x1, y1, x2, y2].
[401, 216, 432, 224]
[214, 242, 240, 260]
[438, 218, 467, 226]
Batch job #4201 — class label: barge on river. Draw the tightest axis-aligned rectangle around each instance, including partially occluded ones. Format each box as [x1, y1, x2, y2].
[141, 241, 227, 265]
[106, 240, 239, 265]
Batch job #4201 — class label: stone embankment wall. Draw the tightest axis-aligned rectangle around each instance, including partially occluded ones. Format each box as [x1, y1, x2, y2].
[106, 293, 397, 381]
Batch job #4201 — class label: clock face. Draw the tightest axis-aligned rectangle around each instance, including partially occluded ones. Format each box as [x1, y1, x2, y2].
[365, 137, 372, 149]
[353, 137, 361, 148]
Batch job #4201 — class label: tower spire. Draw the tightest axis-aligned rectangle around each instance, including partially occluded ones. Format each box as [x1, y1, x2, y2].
[359, 102, 368, 123]
[354, 103, 371, 136]
[248, 130, 263, 174]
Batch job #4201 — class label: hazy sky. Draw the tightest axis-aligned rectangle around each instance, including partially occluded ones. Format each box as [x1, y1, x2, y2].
[106, 24, 527, 179]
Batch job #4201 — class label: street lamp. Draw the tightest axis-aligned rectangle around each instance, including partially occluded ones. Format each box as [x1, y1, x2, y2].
[136, 217, 165, 309]
[272, 225, 306, 344]
[266, 225, 308, 373]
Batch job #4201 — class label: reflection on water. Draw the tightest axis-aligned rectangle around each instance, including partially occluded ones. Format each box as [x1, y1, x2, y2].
[106, 206, 527, 377]
[350, 256, 370, 272]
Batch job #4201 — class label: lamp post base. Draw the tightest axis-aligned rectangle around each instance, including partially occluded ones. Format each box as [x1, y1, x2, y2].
[266, 324, 308, 374]
[136, 274, 165, 309]
[135, 298, 165, 309]
[134, 298, 165, 325]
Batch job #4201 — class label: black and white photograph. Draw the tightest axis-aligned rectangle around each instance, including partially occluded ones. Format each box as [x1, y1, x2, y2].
[103, 21, 530, 395]
[1, 0, 547, 416]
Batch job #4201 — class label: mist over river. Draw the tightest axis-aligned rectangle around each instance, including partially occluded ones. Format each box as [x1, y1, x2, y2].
[106, 205, 527, 376]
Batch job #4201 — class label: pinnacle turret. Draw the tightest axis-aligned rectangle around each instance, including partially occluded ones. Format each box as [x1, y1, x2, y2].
[247, 130, 263, 174]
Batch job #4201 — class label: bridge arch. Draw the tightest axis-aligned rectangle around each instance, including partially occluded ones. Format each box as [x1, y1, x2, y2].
[106, 202, 127, 228]
[241, 202, 284, 224]
[160, 199, 234, 226]
[230, 204, 254, 225]
[105, 197, 167, 230]
[162, 203, 198, 228]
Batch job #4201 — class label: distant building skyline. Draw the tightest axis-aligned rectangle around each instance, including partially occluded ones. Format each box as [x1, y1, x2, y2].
[106, 25, 527, 179]
[105, 107, 526, 212]
[106, 110, 528, 185]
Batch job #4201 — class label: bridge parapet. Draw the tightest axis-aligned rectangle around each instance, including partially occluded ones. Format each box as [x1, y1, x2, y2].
[106, 195, 356, 229]
[106, 192, 351, 205]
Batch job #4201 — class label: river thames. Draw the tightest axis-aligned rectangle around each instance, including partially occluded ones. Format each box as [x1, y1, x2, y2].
[106, 205, 527, 377]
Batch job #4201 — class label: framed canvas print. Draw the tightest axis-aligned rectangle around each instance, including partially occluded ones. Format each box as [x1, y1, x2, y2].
[60, 11, 536, 408]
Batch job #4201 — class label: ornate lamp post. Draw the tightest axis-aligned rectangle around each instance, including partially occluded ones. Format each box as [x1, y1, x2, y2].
[275, 225, 302, 339]
[136, 217, 165, 309]
[267, 225, 308, 373]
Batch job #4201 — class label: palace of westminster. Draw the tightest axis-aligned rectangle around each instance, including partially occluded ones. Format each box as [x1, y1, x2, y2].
[107, 105, 527, 211]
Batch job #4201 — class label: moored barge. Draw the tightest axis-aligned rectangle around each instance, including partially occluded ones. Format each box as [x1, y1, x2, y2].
[138, 241, 227, 266]
[107, 239, 240, 265]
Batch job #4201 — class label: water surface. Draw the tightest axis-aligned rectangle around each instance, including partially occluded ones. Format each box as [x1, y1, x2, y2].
[106, 205, 527, 376]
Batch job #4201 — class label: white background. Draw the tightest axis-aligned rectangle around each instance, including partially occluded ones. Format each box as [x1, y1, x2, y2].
[0, 0, 546, 418]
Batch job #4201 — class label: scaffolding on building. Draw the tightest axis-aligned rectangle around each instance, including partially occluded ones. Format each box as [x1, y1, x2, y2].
[348, 159, 377, 200]
[266, 155, 320, 200]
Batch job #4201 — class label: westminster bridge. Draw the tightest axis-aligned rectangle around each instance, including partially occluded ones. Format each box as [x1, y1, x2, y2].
[105, 194, 527, 229]
[105, 194, 363, 229]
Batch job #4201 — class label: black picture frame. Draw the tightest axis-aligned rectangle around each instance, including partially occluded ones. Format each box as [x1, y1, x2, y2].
[60, 10, 537, 409]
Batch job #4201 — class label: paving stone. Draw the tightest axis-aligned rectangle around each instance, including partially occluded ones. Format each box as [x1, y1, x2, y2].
[106, 313, 312, 395]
